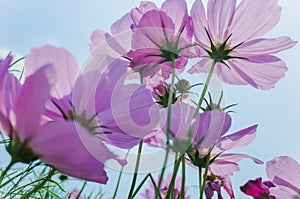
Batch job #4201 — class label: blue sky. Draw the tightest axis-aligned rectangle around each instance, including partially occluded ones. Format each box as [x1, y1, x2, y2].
[1, 0, 300, 198]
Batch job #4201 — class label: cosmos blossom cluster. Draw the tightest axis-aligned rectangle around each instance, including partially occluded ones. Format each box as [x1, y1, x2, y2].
[0, 0, 298, 198]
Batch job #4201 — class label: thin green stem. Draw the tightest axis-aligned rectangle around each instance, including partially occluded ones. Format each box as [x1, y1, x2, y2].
[132, 173, 161, 199]
[0, 160, 15, 185]
[194, 61, 216, 117]
[198, 165, 202, 197]
[179, 157, 185, 199]
[127, 141, 143, 199]
[165, 155, 183, 199]
[20, 168, 56, 199]
[200, 154, 211, 199]
[112, 149, 130, 199]
[157, 54, 177, 198]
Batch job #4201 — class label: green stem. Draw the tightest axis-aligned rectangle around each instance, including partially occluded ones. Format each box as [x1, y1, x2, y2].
[112, 149, 130, 199]
[132, 173, 161, 199]
[127, 141, 143, 199]
[165, 155, 183, 199]
[0, 160, 15, 185]
[20, 168, 56, 199]
[194, 61, 216, 117]
[157, 54, 177, 199]
[179, 157, 185, 199]
[200, 154, 211, 199]
[198, 165, 202, 197]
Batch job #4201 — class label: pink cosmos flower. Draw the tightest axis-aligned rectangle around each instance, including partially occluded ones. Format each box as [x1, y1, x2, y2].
[128, 0, 195, 78]
[159, 103, 262, 180]
[0, 55, 114, 183]
[240, 177, 275, 199]
[25, 45, 161, 149]
[266, 156, 300, 199]
[141, 173, 190, 199]
[189, 0, 297, 90]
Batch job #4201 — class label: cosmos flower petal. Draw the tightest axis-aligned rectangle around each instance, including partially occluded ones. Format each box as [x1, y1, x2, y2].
[266, 156, 300, 190]
[193, 110, 231, 152]
[269, 186, 299, 199]
[191, 0, 208, 47]
[207, 0, 236, 42]
[224, 55, 287, 90]
[230, 0, 281, 45]
[14, 65, 54, 141]
[215, 125, 258, 152]
[188, 58, 213, 74]
[25, 45, 79, 98]
[30, 121, 111, 184]
[238, 36, 297, 55]
[162, 103, 195, 139]
[161, 0, 190, 34]
[131, 1, 159, 26]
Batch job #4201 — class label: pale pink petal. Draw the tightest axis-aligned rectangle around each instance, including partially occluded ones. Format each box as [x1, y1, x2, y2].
[188, 58, 213, 74]
[222, 175, 235, 199]
[111, 12, 133, 35]
[216, 62, 249, 86]
[110, 83, 161, 140]
[215, 125, 258, 152]
[162, 103, 195, 139]
[161, 0, 190, 33]
[209, 160, 240, 176]
[14, 65, 54, 141]
[132, 10, 175, 50]
[222, 55, 287, 90]
[25, 45, 79, 98]
[89, 29, 107, 52]
[131, 1, 159, 26]
[269, 186, 300, 199]
[30, 121, 110, 183]
[191, 0, 208, 47]
[216, 154, 263, 165]
[229, 0, 281, 45]
[267, 156, 300, 190]
[194, 110, 231, 153]
[238, 36, 297, 55]
[207, 0, 236, 42]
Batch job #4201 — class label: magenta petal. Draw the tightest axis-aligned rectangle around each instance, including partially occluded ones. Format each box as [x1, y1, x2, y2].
[230, 0, 281, 45]
[238, 36, 297, 55]
[25, 45, 79, 98]
[14, 65, 54, 141]
[30, 121, 110, 183]
[207, 0, 236, 42]
[266, 156, 300, 190]
[215, 125, 258, 152]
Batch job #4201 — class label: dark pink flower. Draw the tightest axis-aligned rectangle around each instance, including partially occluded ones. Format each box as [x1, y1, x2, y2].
[240, 177, 275, 199]
[189, 0, 297, 90]
[266, 156, 300, 199]
[129, 0, 195, 78]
